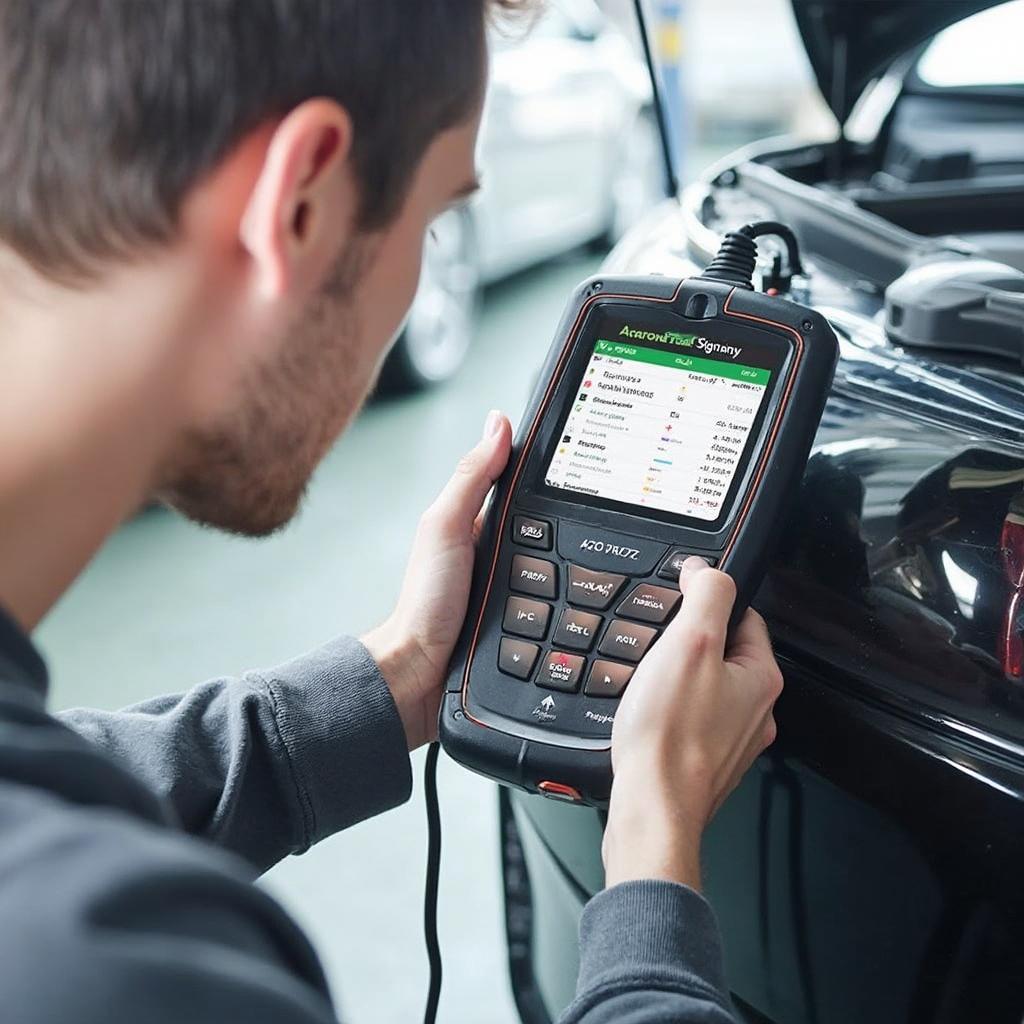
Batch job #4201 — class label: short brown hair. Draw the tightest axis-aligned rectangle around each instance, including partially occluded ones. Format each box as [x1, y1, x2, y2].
[0, 1, 524, 280]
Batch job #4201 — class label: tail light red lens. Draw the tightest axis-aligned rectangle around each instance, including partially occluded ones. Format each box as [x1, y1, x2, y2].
[1001, 512, 1024, 679]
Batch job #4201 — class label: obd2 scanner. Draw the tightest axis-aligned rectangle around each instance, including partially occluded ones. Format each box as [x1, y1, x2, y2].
[440, 223, 839, 807]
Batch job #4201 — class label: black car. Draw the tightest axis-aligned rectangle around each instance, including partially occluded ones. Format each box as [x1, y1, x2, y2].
[500, 2, 1024, 1022]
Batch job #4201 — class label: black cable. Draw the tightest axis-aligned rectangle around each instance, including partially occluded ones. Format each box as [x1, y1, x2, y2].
[423, 742, 443, 1024]
[699, 220, 804, 292]
[699, 229, 758, 290]
[743, 221, 805, 278]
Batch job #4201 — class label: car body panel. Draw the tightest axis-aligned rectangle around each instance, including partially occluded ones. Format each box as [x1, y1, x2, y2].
[506, 269, 1024, 1019]
[502, 5, 1024, 1021]
[507, 117, 1024, 1024]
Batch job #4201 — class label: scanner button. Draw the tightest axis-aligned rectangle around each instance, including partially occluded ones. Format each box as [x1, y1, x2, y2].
[599, 620, 658, 663]
[503, 597, 551, 641]
[553, 609, 602, 652]
[567, 565, 627, 610]
[498, 638, 540, 680]
[510, 555, 558, 599]
[557, 522, 667, 575]
[585, 660, 635, 698]
[538, 781, 583, 803]
[512, 516, 552, 551]
[617, 584, 682, 625]
[536, 651, 586, 693]
[658, 550, 718, 583]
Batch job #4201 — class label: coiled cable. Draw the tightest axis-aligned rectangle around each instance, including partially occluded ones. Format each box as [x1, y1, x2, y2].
[699, 220, 804, 291]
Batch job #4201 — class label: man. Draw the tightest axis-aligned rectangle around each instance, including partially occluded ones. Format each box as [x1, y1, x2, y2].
[0, 2, 782, 1021]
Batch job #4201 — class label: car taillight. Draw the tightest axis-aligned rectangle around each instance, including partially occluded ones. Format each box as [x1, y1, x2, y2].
[1000, 510, 1024, 680]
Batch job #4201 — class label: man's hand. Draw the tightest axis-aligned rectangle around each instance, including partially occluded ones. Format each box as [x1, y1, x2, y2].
[603, 557, 783, 891]
[362, 411, 513, 750]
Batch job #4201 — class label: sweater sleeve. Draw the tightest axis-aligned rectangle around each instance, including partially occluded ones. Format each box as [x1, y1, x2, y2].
[557, 881, 739, 1023]
[0, 788, 343, 1024]
[59, 635, 413, 872]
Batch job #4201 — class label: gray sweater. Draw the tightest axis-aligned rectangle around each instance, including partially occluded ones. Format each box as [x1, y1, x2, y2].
[0, 606, 735, 1022]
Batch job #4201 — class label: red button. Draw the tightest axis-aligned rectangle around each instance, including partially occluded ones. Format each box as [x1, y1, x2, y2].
[538, 781, 582, 803]
[536, 650, 585, 692]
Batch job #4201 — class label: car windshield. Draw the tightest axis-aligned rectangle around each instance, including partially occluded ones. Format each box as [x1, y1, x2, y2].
[917, 0, 1024, 88]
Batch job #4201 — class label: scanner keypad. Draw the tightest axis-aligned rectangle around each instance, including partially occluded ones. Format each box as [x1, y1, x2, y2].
[510, 555, 558, 600]
[498, 638, 540, 680]
[616, 584, 681, 626]
[503, 597, 551, 640]
[495, 514, 717, 707]
[598, 620, 658, 663]
[512, 515, 553, 551]
[552, 608, 602, 652]
[584, 660, 634, 698]
[536, 651, 586, 692]
[566, 565, 626, 610]
[658, 549, 718, 583]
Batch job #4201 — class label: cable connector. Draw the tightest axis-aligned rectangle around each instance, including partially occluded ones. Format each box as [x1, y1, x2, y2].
[699, 221, 804, 293]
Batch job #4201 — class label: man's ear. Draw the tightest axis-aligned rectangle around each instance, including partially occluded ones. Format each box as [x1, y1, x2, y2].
[239, 99, 356, 300]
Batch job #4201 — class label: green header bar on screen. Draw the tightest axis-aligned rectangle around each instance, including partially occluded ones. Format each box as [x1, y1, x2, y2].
[595, 340, 771, 386]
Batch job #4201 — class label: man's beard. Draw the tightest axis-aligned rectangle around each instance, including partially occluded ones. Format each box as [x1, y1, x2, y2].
[157, 242, 376, 537]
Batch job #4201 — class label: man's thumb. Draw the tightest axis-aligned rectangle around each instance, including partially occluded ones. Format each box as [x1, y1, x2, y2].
[426, 411, 511, 540]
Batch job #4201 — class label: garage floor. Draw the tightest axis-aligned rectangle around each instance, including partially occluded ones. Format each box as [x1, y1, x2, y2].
[36, 250, 602, 1024]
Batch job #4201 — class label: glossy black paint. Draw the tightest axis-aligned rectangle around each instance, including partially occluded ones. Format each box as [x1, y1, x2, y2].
[503, 211, 1024, 1022]
[505, 2, 1024, 1012]
[719, 382, 1024, 1022]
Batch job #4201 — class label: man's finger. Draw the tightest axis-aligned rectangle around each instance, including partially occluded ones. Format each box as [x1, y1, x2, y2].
[664, 561, 737, 658]
[711, 711, 776, 818]
[472, 506, 489, 544]
[425, 411, 512, 542]
[726, 608, 774, 666]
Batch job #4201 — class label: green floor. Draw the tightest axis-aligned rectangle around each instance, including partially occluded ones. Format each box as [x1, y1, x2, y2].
[36, 250, 601, 1024]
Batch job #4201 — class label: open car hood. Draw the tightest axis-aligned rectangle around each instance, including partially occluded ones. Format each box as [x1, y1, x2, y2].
[790, 0, 1006, 122]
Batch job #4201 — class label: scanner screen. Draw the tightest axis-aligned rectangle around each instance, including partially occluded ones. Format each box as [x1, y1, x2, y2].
[543, 334, 772, 522]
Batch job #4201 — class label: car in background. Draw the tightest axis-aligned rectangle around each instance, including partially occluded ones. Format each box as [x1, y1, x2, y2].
[381, 0, 663, 390]
[501, 2, 1024, 1022]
